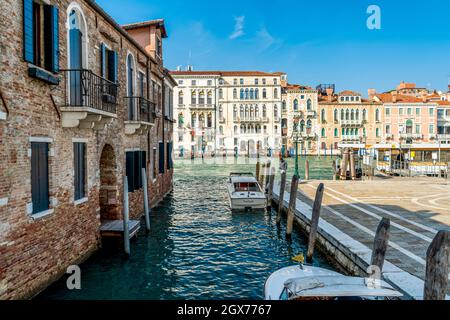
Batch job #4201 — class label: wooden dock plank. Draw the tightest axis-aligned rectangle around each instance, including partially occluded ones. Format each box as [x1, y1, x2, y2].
[100, 220, 141, 239]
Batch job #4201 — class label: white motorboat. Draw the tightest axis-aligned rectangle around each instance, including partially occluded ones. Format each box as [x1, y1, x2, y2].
[227, 172, 266, 211]
[264, 262, 403, 300]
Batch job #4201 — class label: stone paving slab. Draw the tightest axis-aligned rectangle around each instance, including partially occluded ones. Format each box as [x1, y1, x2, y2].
[273, 177, 450, 299]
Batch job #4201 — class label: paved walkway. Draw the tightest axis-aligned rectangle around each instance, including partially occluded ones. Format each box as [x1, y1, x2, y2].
[294, 177, 450, 294]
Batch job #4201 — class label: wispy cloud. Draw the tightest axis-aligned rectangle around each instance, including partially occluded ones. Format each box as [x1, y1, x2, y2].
[256, 26, 283, 52]
[229, 16, 245, 40]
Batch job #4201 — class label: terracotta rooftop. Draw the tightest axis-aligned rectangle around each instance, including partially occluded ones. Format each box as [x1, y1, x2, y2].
[122, 19, 167, 38]
[169, 70, 284, 77]
[284, 83, 313, 90]
[436, 100, 450, 106]
[339, 90, 361, 96]
[374, 93, 424, 103]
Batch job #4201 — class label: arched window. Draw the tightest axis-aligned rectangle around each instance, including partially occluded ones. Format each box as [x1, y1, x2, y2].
[207, 113, 212, 127]
[207, 91, 212, 104]
[178, 91, 184, 105]
[363, 128, 367, 137]
[240, 106, 244, 118]
[376, 127, 380, 137]
[233, 106, 237, 119]
[306, 120, 312, 134]
[262, 105, 267, 118]
[363, 109, 367, 121]
[406, 119, 413, 133]
[274, 105, 278, 118]
[274, 88, 278, 99]
[126, 53, 136, 120]
[240, 89, 244, 99]
[355, 109, 359, 121]
[191, 113, 197, 128]
[293, 99, 298, 111]
[255, 106, 259, 118]
[340, 109, 344, 121]
[321, 142, 327, 150]
[245, 106, 249, 119]
[233, 88, 238, 99]
[282, 100, 287, 111]
[198, 113, 205, 128]
[321, 109, 326, 121]
[250, 88, 254, 100]
[218, 89, 223, 100]
[191, 91, 197, 104]
[255, 88, 259, 99]
[375, 109, 380, 122]
[351, 109, 355, 120]
[300, 120, 305, 132]
[219, 106, 223, 119]
[293, 121, 298, 132]
[234, 125, 238, 135]
[334, 109, 338, 122]
[321, 128, 326, 137]
[250, 106, 254, 119]
[263, 88, 267, 99]
[178, 113, 184, 129]
[334, 128, 339, 137]
[245, 88, 249, 100]
[199, 91, 205, 104]
[219, 126, 224, 135]
[346, 109, 350, 120]
[342, 128, 345, 136]
[274, 125, 278, 134]
[307, 99, 312, 111]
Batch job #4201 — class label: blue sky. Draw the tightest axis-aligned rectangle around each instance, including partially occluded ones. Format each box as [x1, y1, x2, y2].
[98, 0, 450, 96]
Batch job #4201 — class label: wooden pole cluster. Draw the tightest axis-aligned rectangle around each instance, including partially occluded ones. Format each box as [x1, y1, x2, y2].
[276, 170, 287, 224]
[286, 175, 299, 238]
[306, 183, 324, 262]
[423, 230, 450, 300]
[371, 218, 390, 271]
[264, 160, 271, 192]
[123, 176, 131, 257]
[340, 148, 349, 180]
[142, 168, 151, 232]
[305, 160, 310, 181]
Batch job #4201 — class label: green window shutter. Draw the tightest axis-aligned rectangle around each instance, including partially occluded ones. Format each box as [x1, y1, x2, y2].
[100, 43, 106, 78]
[23, 0, 34, 63]
[43, 5, 59, 72]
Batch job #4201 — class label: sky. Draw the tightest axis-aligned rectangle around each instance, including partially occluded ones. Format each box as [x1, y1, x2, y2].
[97, 0, 450, 96]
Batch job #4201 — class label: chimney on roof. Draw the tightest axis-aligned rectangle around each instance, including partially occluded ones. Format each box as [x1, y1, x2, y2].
[392, 91, 397, 103]
[325, 88, 334, 102]
[176, 65, 182, 71]
[368, 88, 376, 101]
[186, 65, 193, 71]
[422, 93, 428, 103]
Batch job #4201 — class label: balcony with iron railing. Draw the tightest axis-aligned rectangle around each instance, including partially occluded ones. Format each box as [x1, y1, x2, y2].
[124, 96, 156, 135]
[306, 110, 316, 118]
[340, 119, 363, 126]
[341, 135, 361, 141]
[60, 69, 118, 130]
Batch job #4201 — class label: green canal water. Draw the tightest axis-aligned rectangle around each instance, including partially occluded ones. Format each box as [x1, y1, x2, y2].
[38, 156, 337, 300]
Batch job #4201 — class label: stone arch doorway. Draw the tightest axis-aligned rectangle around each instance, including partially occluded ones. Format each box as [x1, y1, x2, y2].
[99, 144, 118, 220]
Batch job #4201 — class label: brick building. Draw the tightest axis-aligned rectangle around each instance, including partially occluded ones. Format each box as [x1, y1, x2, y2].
[0, 0, 174, 299]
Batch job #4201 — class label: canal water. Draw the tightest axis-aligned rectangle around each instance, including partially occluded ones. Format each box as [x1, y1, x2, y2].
[38, 156, 336, 300]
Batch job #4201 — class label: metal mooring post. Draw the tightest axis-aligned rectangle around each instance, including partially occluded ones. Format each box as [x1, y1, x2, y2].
[142, 168, 151, 232]
[123, 176, 131, 257]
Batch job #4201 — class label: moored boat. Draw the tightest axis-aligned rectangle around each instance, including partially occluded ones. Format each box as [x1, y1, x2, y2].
[227, 172, 266, 211]
[264, 263, 403, 300]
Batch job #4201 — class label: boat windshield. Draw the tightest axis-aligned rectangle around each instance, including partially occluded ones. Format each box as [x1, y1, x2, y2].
[234, 182, 260, 192]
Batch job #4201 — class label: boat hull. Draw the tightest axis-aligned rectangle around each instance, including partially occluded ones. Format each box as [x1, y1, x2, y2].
[229, 196, 267, 211]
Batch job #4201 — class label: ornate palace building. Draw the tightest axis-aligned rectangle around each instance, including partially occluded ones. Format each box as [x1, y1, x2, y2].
[170, 70, 285, 157]
[281, 83, 319, 156]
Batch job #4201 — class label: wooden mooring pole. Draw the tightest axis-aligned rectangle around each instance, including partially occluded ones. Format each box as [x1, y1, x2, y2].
[340, 149, 349, 180]
[286, 175, 299, 238]
[305, 160, 310, 181]
[267, 167, 275, 208]
[256, 161, 261, 181]
[423, 230, 450, 300]
[371, 218, 390, 271]
[265, 161, 271, 192]
[260, 163, 266, 187]
[332, 161, 336, 181]
[306, 183, 324, 262]
[142, 168, 151, 232]
[123, 176, 131, 257]
[349, 151, 356, 180]
[277, 170, 287, 225]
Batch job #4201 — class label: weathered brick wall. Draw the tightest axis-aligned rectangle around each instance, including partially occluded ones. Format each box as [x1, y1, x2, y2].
[0, 0, 173, 299]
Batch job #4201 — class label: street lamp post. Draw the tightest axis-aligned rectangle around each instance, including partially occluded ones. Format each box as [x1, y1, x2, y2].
[292, 118, 301, 177]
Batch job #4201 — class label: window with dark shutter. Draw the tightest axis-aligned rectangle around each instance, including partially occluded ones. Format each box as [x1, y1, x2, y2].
[159, 143, 165, 174]
[74, 142, 86, 201]
[23, 0, 34, 63]
[167, 142, 173, 170]
[107, 50, 118, 83]
[125, 150, 146, 192]
[23, 1, 59, 73]
[31, 142, 49, 214]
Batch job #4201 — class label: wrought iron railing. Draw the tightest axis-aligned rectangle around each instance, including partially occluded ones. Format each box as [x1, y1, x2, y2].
[124, 96, 155, 123]
[61, 69, 118, 114]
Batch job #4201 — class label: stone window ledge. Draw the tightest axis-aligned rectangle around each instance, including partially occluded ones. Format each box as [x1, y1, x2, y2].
[74, 197, 89, 206]
[30, 209, 55, 221]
